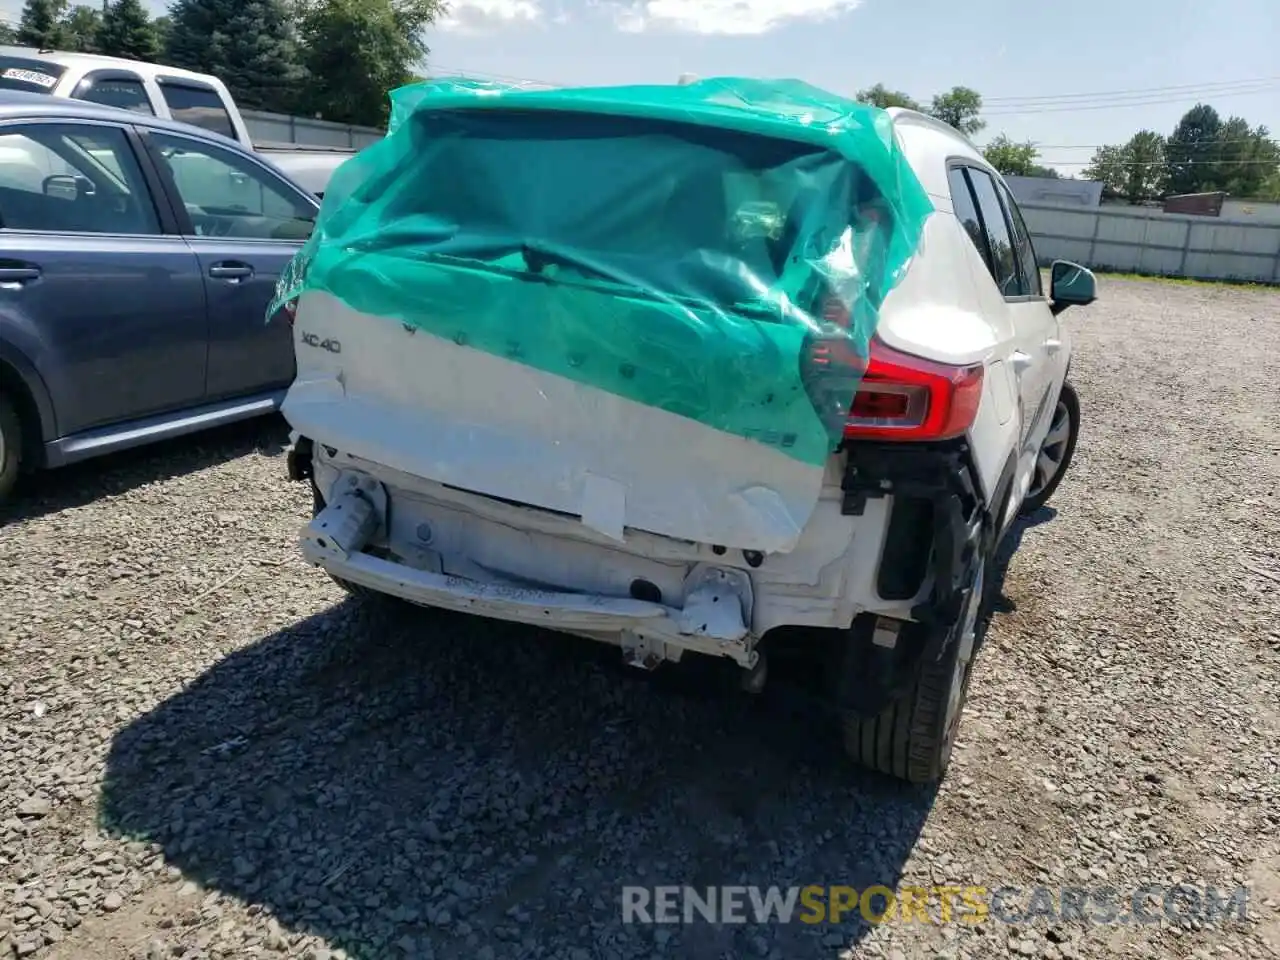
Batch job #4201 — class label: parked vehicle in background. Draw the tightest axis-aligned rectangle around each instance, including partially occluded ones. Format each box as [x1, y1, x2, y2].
[280, 79, 1098, 785]
[0, 46, 357, 196]
[0, 92, 319, 504]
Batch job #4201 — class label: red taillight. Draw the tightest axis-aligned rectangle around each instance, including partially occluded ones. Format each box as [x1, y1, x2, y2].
[843, 337, 984, 442]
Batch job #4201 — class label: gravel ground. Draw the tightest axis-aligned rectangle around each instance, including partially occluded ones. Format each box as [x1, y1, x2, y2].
[1, 276, 1278, 960]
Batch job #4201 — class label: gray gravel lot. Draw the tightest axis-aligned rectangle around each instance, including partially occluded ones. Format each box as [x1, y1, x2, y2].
[1, 277, 1278, 960]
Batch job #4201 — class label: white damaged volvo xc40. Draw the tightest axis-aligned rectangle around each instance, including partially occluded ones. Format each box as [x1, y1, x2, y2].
[280, 98, 1096, 785]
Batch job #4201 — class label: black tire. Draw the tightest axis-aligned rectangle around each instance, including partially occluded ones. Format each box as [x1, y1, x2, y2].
[1020, 380, 1080, 515]
[0, 393, 23, 506]
[841, 540, 993, 785]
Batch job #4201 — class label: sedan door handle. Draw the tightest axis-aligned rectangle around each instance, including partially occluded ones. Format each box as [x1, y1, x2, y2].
[208, 262, 254, 281]
[1011, 350, 1034, 373]
[1044, 338, 1062, 355]
[0, 264, 41, 284]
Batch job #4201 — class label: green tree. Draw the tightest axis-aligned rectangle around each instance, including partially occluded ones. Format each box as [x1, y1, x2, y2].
[59, 4, 102, 52]
[1260, 167, 1280, 202]
[1028, 165, 1060, 179]
[0, 20, 16, 43]
[151, 15, 173, 55]
[17, 0, 68, 49]
[294, 0, 443, 127]
[982, 135, 1038, 176]
[98, 0, 157, 60]
[1082, 144, 1126, 196]
[1165, 103, 1221, 195]
[855, 83, 922, 111]
[165, 0, 304, 112]
[1211, 117, 1280, 198]
[1118, 130, 1166, 202]
[929, 86, 985, 137]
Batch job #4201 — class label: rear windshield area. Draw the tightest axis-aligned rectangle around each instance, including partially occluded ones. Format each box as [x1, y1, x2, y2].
[0, 57, 65, 93]
[372, 108, 889, 310]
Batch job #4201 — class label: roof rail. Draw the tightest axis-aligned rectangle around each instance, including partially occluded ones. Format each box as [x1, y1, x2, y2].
[885, 107, 982, 152]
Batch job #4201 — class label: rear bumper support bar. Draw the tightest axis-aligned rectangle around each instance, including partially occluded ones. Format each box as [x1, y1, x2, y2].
[301, 469, 760, 668]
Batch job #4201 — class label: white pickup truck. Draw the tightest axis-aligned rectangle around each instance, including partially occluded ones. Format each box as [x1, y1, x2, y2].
[0, 45, 358, 196]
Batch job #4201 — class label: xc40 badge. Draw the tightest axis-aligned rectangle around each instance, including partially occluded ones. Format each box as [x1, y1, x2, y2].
[300, 332, 341, 354]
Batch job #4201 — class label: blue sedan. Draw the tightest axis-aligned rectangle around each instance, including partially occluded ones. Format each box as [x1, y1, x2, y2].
[0, 91, 318, 503]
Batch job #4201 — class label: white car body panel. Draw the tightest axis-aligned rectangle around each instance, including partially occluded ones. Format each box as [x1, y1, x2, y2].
[283, 105, 1081, 657]
[285, 291, 827, 553]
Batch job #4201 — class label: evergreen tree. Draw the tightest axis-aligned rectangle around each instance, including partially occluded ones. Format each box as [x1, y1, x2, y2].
[165, 0, 303, 112]
[17, 0, 68, 49]
[1165, 104, 1221, 196]
[295, 0, 443, 127]
[59, 4, 102, 52]
[98, 0, 158, 61]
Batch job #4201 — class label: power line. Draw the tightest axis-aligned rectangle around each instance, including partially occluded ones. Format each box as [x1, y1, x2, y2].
[1040, 158, 1280, 167]
[982, 75, 1280, 105]
[427, 65, 1280, 122]
[984, 84, 1280, 116]
[1024, 138, 1279, 149]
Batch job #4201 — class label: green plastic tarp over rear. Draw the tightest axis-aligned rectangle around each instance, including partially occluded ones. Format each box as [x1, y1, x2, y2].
[270, 76, 934, 467]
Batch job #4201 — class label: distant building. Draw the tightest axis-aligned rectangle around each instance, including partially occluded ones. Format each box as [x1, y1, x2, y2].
[1159, 192, 1280, 224]
[1162, 192, 1227, 217]
[1004, 174, 1103, 208]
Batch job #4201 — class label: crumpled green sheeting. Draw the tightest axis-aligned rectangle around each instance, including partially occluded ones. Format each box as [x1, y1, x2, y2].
[270, 76, 934, 466]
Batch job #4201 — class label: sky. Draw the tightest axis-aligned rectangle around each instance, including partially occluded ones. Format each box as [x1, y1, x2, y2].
[3, 0, 1276, 175]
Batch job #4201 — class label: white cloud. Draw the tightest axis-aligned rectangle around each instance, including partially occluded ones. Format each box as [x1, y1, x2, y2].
[611, 0, 862, 35]
[439, 0, 544, 32]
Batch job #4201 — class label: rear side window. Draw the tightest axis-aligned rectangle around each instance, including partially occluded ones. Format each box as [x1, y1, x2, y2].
[947, 167, 992, 274]
[158, 82, 236, 140]
[1001, 184, 1042, 297]
[964, 167, 1026, 298]
[74, 73, 154, 115]
[0, 58, 66, 93]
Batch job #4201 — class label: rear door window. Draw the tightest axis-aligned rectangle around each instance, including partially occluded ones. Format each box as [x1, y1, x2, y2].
[148, 131, 316, 241]
[999, 183, 1043, 297]
[73, 72, 155, 115]
[157, 82, 237, 140]
[947, 166, 993, 274]
[964, 167, 1027, 298]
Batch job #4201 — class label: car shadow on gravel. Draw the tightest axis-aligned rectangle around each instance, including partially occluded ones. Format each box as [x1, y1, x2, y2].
[101, 596, 944, 959]
[990, 506, 1058, 613]
[0, 415, 290, 527]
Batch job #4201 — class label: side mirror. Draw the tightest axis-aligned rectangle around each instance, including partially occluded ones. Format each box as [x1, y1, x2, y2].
[43, 173, 88, 200]
[1049, 260, 1097, 315]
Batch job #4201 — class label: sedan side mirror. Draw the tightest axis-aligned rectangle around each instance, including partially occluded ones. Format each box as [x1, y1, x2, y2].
[1050, 260, 1097, 315]
[43, 173, 90, 200]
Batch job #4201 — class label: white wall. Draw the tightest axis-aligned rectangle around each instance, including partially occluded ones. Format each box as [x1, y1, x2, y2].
[1220, 199, 1280, 225]
[240, 110, 384, 150]
[1022, 201, 1280, 283]
[1006, 175, 1103, 208]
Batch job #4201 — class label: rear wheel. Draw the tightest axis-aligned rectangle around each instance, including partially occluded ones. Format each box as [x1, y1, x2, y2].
[1021, 381, 1079, 514]
[0, 393, 23, 507]
[841, 540, 992, 784]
